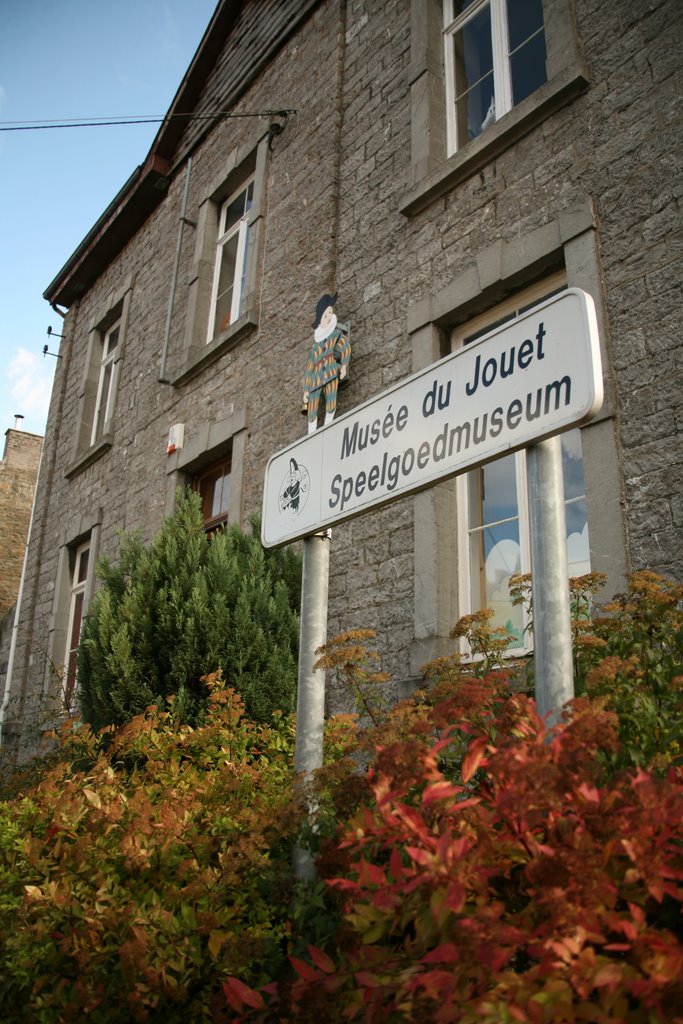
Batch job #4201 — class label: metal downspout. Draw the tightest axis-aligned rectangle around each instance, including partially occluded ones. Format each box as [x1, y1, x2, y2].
[159, 157, 194, 384]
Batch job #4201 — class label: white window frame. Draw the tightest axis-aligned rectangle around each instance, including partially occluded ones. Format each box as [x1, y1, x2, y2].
[452, 273, 590, 655]
[90, 318, 120, 446]
[443, 0, 546, 155]
[206, 177, 254, 342]
[63, 539, 90, 710]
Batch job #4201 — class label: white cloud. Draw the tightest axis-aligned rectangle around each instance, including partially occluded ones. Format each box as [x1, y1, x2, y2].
[567, 522, 591, 577]
[9, 347, 54, 428]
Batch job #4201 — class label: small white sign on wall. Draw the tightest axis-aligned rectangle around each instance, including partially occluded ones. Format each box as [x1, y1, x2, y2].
[262, 288, 602, 548]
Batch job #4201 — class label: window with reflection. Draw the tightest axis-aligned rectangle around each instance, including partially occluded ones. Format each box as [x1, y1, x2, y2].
[453, 275, 590, 650]
[443, 0, 547, 154]
[63, 540, 90, 710]
[207, 179, 254, 341]
[91, 319, 120, 445]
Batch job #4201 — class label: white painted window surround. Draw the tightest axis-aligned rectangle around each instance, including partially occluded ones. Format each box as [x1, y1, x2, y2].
[207, 178, 255, 342]
[443, 0, 547, 155]
[450, 274, 591, 652]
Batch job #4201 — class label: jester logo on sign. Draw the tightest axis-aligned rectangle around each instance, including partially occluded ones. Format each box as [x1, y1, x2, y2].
[279, 457, 310, 518]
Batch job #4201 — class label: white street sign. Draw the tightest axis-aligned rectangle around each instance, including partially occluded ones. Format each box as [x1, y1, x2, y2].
[262, 288, 602, 548]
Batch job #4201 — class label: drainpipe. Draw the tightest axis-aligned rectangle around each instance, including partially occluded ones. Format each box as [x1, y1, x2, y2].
[159, 157, 194, 384]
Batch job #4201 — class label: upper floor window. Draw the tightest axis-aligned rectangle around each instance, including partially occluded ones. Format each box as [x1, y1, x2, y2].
[443, 0, 547, 154]
[452, 275, 590, 650]
[66, 276, 132, 478]
[91, 318, 120, 445]
[193, 450, 232, 535]
[207, 179, 254, 342]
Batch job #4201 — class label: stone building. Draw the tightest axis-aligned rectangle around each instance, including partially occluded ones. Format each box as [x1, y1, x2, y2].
[0, 425, 43, 709]
[0, 425, 43, 620]
[1, 0, 681, 761]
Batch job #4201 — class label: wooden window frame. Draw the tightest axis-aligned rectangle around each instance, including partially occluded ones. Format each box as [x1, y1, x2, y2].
[192, 450, 233, 535]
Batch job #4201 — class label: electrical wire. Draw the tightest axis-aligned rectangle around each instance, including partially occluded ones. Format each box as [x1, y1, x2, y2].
[0, 109, 296, 131]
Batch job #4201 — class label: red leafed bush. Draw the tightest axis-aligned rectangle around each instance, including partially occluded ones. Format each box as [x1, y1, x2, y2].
[226, 683, 683, 1023]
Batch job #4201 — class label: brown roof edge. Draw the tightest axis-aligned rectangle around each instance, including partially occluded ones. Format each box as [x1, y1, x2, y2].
[43, 153, 171, 308]
[42, 1, 311, 310]
[149, 1, 241, 164]
[42, 1, 237, 310]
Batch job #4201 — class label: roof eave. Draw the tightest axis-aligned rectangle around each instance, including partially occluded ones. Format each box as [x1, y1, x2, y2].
[43, 1, 240, 310]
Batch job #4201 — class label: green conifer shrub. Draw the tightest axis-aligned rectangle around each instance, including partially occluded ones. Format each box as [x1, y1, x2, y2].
[77, 491, 301, 730]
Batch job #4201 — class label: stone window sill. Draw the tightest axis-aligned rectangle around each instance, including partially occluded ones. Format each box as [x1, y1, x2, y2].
[170, 310, 257, 387]
[400, 63, 589, 218]
[65, 435, 113, 479]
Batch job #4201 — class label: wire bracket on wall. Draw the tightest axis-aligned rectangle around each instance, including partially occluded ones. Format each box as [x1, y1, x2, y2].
[43, 325, 63, 358]
[267, 110, 292, 150]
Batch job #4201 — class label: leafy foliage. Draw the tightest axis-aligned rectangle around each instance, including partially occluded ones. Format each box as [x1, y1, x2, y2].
[226, 680, 683, 1024]
[224, 575, 683, 1023]
[0, 676, 302, 1022]
[78, 493, 302, 730]
[1, 572, 681, 1022]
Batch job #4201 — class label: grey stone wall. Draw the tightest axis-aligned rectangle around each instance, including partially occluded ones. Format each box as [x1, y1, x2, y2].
[0, 430, 42, 619]
[3, 0, 681, 761]
[0, 606, 15, 702]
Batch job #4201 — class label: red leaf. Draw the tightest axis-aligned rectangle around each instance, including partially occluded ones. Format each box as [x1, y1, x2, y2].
[577, 782, 600, 803]
[389, 846, 405, 881]
[446, 880, 466, 914]
[356, 971, 382, 988]
[421, 943, 459, 964]
[405, 845, 432, 866]
[308, 945, 335, 974]
[223, 976, 265, 1011]
[422, 780, 461, 805]
[289, 955, 321, 982]
[462, 738, 488, 784]
[357, 856, 386, 886]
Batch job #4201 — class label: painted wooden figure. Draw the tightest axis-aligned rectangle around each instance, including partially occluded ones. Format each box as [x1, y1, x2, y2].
[302, 293, 351, 433]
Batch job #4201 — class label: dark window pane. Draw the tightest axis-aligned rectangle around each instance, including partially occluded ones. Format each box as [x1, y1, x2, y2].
[507, 0, 544, 53]
[76, 547, 89, 584]
[510, 29, 547, 105]
[223, 185, 250, 233]
[452, 0, 480, 15]
[452, 5, 495, 144]
[105, 324, 120, 355]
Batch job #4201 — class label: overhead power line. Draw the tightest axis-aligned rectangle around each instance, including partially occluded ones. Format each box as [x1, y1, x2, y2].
[0, 109, 296, 132]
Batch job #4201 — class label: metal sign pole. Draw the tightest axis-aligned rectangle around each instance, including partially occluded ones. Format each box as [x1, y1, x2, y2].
[526, 436, 574, 727]
[293, 531, 330, 882]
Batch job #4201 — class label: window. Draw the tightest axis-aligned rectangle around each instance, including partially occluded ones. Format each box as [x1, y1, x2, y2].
[453, 276, 590, 650]
[443, 0, 547, 153]
[174, 135, 269, 385]
[207, 179, 254, 341]
[91, 318, 120, 445]
[166, 407, 247, 531]
[67, 275, 132, 477]
[63, 540, 90, 710]
[193, 451, 232, 534]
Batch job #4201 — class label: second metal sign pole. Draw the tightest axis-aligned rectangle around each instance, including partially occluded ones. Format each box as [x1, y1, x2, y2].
[526, 436, 574, 726]
[293, 531, 330, 882]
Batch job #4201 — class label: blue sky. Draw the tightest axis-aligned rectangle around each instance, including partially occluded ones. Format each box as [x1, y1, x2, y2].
[0, 0, 217, 439]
